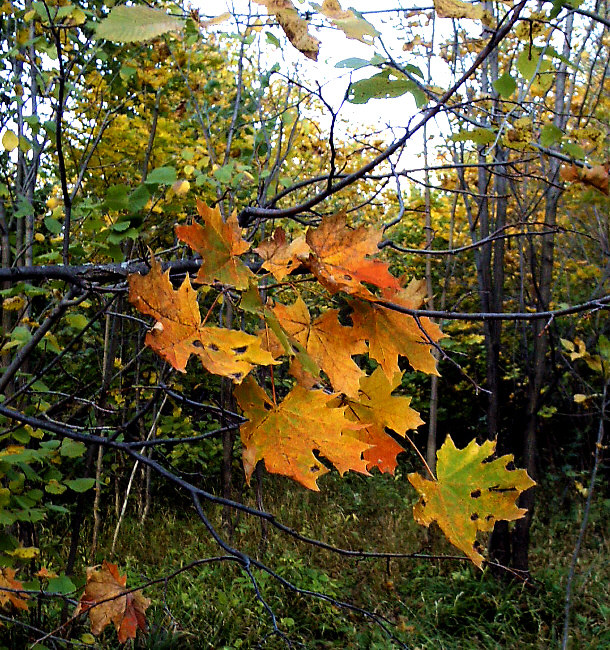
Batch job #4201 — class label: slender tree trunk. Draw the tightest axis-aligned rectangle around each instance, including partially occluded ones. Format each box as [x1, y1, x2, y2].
[512, 12, 574, 573]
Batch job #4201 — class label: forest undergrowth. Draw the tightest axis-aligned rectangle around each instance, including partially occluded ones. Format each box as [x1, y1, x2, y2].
[9, 470, 603, 650]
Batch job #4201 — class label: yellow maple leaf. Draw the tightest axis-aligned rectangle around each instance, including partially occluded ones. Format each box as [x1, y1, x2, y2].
[269, 296, 367, 396]
[254, 227, 309, 281]
[341, 368, 423, 473]
[351, 279, 444, 379]
[234, 377, 370, 490]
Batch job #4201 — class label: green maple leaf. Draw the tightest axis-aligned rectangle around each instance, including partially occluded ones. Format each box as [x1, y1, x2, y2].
[408, 436, 535, 567]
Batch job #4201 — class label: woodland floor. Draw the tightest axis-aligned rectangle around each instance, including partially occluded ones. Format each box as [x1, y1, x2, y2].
[84, 469, 610, 649]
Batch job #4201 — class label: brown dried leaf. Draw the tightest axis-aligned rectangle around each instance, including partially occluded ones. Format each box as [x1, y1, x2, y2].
[561, 163, 609, 195]
[255, 0, 320, 60]
[75, 561, 150, 644]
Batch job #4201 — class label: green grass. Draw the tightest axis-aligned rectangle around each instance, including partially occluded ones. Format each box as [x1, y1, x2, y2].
[1, 469, 608, 649]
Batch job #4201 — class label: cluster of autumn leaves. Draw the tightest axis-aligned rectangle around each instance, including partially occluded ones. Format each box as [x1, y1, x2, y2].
[128, 201, 535, 568]
[0, 202, 535, 644]
[128, 201, 443, 490]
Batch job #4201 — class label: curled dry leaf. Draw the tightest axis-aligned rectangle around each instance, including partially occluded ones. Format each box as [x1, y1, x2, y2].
[408, 436, 535, 568]
[75, 561, 150, 644]
[254, 0, 320, 60]
[128, 255, 276, 382]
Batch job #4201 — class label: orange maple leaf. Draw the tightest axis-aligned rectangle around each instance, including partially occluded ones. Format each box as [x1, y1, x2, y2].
[128, 255, 276, 382]
[254, 227, 309, 281]
[234, 376, 370, 490]
[299, 212, 401, 298]
[340, 368, 423, 473]
[0, 567, 29, 611]
[351, 279, 444, 379]
[75, 561, 150, 644]
[176, 200, 255, 289]
[268, 297, 367, 396]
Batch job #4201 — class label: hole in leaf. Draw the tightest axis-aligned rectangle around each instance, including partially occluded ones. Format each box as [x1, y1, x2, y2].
[485, 514, 494, 522]
[232, 346, 248, 354]
[470, 489, 481, 499]
[310, 465, 320, 473]
[470, 513, 479, 521]
[207, 343, 220, 352]
[230, 373, 243, 381]
[192, 339, 204, 348]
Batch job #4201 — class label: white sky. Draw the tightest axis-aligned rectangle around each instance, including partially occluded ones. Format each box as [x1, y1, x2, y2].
[193, 0, 446, 166]
[189, 0, 492, 178]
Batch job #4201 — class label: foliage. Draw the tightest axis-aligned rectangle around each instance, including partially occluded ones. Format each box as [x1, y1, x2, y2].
[0, 0, 608, 646]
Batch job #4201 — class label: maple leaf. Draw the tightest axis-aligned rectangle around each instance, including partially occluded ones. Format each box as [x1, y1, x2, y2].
[408, 436, 536, 568]
[128, 255, 276, 382]
[254, 227, 309, 281]
[234, 377, 370, 490]
[0, 567, 29, 611]
[351, 279, 444, 379]
[175, 200, 255, 289]
[75, 561, 150, 643]
[269, 297, 367, 396]
[340, 368, 423, 473]
[299, 212, 401, 298]
[254, 0, 320, 60]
